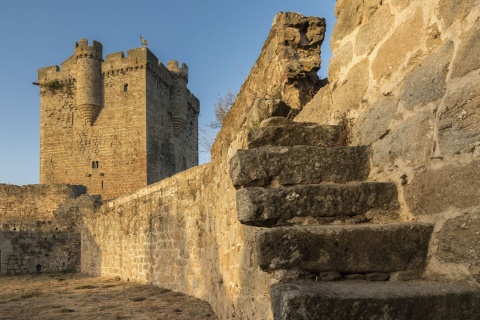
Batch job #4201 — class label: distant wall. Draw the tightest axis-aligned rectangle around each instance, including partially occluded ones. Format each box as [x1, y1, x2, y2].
[0, 184, 86, 275]
[296, 0, 480, 284]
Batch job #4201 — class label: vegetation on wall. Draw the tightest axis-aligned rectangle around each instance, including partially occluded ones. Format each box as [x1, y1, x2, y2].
[39, 79, 74, 97]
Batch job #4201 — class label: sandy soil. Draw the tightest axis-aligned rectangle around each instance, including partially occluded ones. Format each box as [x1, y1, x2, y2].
[0, 273, 217, 320]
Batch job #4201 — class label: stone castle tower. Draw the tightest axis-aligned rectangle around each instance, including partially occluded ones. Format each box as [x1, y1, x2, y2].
[38, 39, 199, 199]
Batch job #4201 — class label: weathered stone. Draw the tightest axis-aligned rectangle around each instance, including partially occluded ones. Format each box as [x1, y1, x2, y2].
[271, 281, 480, 320]
[437, 212, 480, 267]
[438, 0, 477, 29]
[372, 112, 432, 167]
[404, 161, 480, 215]
[332, 0, 382, 45]
[332, 0, 364, 44]
[355, 5, 394, 56]
[328, 42, 353, 83]
[229, 146, 370, 188]
[343, 274, 366, 280]
[211, 12, 325, 160]
[371, 8, 423, 80]
[236, 182, 399, 226]
[438, 80, 480, 156]
[250, 99, 291, 127]
[317, 271, 342, 282]
[366, 272, 390, 281]
[294, 84, 333, 124]
[256, 223, 433, 273]
[451, 23, 480, 79]
[352, 98, 398, 146]
[247, 121, 342, 149]
[332, 59, 369, 113]
[0, 184, 86, 221]
[391, 0, 411, 10]
[400, 41, 454, 110]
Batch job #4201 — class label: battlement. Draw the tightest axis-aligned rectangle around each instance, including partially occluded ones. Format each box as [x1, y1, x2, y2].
[74, 39, 103, 58]
[167, 60, 189, 82]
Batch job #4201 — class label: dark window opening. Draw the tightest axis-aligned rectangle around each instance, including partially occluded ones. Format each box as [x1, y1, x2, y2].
[101, 181, 104, 189]
[92, 161, 99, 169]
[124, 84, 128, 92]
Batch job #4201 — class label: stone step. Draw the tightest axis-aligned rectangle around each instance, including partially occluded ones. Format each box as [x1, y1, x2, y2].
[229, 146, 370, 188]
[247, 117, 342, 148]
[270, 281, 480, 320]
[257, 223, 433, 273]
[236, 182, 400, 226]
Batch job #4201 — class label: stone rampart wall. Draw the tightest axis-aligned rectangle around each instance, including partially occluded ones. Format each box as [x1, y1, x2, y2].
[81, 163, 274, 319]
[296, 0, 480, 284]
[0, 184, 86, 275]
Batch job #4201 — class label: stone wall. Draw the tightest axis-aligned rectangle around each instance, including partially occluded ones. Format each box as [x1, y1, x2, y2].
[81, 12, 325, 320]
[296, 0, 480, 284]
[0, 184, 87, 275]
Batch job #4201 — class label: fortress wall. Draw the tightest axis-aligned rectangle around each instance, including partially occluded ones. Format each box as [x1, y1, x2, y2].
[81, 163, 274, 319]
[81, 13, 325, 320]
[0, 184, 86, 274]
[0, 184, 85, 221]
[296, 0, 480, 284]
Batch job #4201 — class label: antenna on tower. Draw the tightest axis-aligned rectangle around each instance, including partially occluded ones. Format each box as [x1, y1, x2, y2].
[140, 35, 149, 47]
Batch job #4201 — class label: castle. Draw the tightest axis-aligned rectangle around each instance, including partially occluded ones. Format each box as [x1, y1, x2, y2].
[2, 4, 480, 319]
[37, 39, 199, 199]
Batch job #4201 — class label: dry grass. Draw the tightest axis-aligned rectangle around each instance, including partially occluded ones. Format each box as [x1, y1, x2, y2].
[0, 274, 217, 320]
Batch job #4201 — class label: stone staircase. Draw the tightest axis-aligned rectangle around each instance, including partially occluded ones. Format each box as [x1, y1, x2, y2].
[229, 117, 480, 320]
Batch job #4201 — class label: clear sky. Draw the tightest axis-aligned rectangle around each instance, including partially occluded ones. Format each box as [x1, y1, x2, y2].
[0, 0, 336, 186]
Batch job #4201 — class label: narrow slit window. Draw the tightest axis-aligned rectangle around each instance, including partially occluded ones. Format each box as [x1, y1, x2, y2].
[124, 84, 128, 92]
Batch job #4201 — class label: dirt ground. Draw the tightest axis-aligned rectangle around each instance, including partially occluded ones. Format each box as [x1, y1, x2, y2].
[0, 273, 217, 320]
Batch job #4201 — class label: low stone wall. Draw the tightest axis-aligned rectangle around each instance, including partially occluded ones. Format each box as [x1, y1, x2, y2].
[0, 184, 87, 275]
[81, 163, 275, 319]
[0, 184, 86, 220]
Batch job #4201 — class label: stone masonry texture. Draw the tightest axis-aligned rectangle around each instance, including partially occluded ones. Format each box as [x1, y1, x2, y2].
[2, 2, 480, 319]
[296, 0, 480, 290]
[0, 184, 87, 275]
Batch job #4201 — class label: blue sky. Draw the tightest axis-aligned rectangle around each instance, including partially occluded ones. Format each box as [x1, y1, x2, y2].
[0, 0, 336, 185]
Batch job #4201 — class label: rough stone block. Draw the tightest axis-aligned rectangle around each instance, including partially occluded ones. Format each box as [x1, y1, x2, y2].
[271, 281, 480, 320]
[236, 182, 399, 226]
[257, 223, 433, 273]
[372, 112, 432, 167]
[404, 161, 480, 215]
[229, 146, 370, 188]
[438, 80, 480, 156]
[331, 59, 369, 114]
[352, 98, 398, 146]
[437, 211, 480, 266]
[452, 23, 480, 78]
[400, 41, 454, 110]
[371, 8, 423, 80]
[247, 120, 342, 148]
[355, 5, 394, 55]
[438, 0, 477, 29]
